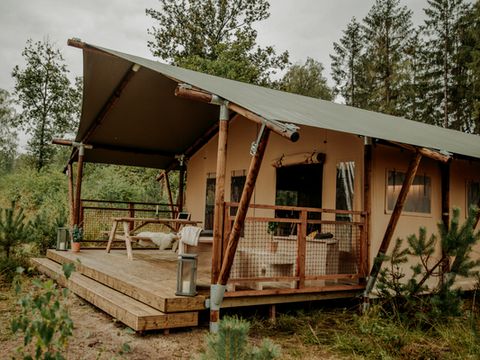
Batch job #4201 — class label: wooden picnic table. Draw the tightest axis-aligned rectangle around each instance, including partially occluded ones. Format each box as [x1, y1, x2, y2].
[106, 217, 202, 260]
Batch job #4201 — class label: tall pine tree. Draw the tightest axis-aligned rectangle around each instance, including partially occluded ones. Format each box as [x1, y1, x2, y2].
[421, 0, 471, 130]
[463, 0, 480, 134]
[330, 17, 365, 107]
[362, 0, 413, 116]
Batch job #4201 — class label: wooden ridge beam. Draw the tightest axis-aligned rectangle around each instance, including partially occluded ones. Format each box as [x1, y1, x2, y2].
[387, 140, 450, 163]
[174, 85, 299, 142]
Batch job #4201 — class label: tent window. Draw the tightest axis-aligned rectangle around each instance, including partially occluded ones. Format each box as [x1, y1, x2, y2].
[467, 181, 480, 210]
[387, 170, 431, 214]
[336, 161, 355, 221]
[204, 173, 216, 231]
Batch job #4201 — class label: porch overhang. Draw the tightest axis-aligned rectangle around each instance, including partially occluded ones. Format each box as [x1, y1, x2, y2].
[67, 38, 480, 170]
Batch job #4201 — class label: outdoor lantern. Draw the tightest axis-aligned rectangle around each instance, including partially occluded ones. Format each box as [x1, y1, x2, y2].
[56, 227, 69, 251]
[176, 253, 198, 296]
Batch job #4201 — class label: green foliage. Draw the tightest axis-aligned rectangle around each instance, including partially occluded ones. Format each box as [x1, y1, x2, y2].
[146, 0, 289, 86]
[466, 1, 480, 132]
[0, 255, 29, 283]
[82, 164, 163, 203]
[30, 210, 67, 255]
[0, 166, 68, 220]
[71, 225, 83, 243]
[421, 0, 472, 130]
[377, 206, 480, 324]
[279, 58, 333, 100]
[0, 201, 30, 259]
[0, 89, 18, 174]
[200, 316, 280, 360]
[330, 17, 365, 107]
[11, 38, 82, 170]
[12, 264, 75, 360]
[361, 0, 413, 116]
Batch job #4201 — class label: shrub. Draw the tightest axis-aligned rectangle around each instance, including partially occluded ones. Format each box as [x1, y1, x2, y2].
[200, 316, 281, 360]
[11, 263, 75, 360]
[377, 206, 480, 324]
[0, 255, 29, 283]
[0, 201, 30, 258]
[30, 209, 67, 255]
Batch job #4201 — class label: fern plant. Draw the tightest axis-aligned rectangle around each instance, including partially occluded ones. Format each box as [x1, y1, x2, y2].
[0, 201, 29, 258]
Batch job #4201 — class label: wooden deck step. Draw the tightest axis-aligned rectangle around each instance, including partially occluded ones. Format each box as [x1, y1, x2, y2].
[31, 257, 198, 332]
[45, 249, 207, 313]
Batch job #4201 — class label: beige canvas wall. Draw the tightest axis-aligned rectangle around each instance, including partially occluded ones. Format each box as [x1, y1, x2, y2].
[450, 159, 480, 289]
[185, 115, 364, 223]
[185, 117, 480, 289]
[370, 144, 480, 290]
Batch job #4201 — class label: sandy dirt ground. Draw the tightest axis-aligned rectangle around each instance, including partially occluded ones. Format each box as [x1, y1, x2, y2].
[0, 275, 340, 360]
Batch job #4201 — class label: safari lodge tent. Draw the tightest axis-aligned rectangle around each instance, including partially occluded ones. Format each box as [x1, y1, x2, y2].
[33, 39, 480, 333]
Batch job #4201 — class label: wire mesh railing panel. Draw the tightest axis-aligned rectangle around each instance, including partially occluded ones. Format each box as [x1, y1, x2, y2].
[224, 203, 367, 291]
[304, 222, 362, 277]
[229, 220, 298, 281]
[80, 200, 176, 241]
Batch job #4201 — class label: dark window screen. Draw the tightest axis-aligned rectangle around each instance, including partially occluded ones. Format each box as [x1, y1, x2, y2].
[204, 176, 216, 230]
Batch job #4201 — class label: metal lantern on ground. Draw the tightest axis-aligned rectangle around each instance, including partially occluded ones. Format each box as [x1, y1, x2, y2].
[56, 227, 69, 251]
[176, 253, 198, 296]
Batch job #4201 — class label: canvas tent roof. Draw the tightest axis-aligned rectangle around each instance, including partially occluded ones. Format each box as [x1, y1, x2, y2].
[72, 41, 480, 169]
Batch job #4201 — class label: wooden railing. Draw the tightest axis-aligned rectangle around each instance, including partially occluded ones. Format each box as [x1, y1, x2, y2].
[222, 202, 368, 293]
[80, 199, 178, 242]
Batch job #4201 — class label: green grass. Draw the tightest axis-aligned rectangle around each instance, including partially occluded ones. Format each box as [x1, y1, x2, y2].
[250, 304, 480, 360]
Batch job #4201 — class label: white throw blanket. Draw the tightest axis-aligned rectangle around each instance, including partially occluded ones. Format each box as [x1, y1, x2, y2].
[178, 226, 202, 253]
[136, 231, 178, 250]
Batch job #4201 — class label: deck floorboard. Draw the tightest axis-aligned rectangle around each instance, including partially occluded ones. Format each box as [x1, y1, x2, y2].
[46, 249, 209, 312]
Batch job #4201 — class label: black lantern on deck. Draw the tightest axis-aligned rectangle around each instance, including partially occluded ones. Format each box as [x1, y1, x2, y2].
[176, 253, 198, 296]
[56, 227, 69, 251]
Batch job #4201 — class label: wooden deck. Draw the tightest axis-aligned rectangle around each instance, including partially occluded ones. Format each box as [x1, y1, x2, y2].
[32, 249, 364, 332]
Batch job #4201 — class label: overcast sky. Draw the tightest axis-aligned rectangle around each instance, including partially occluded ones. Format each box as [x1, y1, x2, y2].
[0, 0, 432, 91]
[0, 0, 430, 149]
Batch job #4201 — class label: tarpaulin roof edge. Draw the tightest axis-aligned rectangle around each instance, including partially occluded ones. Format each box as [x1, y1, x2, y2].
[75, 41, 480, 161]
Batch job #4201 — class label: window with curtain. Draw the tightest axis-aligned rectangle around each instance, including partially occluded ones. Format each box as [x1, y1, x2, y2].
[204, 173, 216, 230]
[467, 181, 480, 210]
[387, 170, 431, 214]
[336, 161, 355, 221]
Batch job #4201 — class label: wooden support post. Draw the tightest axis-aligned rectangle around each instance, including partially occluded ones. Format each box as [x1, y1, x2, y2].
[440, 162, 451, 277]
[217, 128, 271, 286]
[296, 210, 307, 288]
[74, 151, 85, 226]
[362, 140, 373, 281]
[164, 171, 176, 218]
[67, 163, 75, 228]
[269, 304, 276, 323]
[178, 166, 185, 213]
[364, 151, 422, 299]
[128, 202, 135, 232]
[212, 118, 229, 283]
